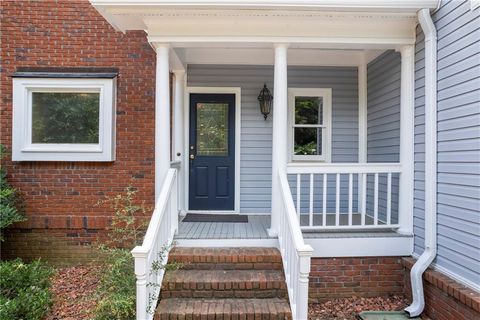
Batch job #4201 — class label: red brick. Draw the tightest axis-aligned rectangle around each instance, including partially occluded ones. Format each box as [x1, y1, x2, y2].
[0, 0, 156, 263]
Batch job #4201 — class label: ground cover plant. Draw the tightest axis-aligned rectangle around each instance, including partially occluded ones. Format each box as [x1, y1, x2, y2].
[0, 145, 25, 240]
[0, 259, 54, 320]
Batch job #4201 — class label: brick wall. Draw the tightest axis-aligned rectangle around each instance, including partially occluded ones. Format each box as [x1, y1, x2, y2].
[403, 258, 480, 320]
[0, 0, 156, 263]
[309, 257, 405, 303]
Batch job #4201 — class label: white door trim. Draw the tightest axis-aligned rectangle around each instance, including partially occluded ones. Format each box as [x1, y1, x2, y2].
[184, 86, 242, 213]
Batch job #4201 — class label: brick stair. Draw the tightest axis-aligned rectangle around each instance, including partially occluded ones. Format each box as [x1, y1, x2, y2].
[155, 247, 292, 320]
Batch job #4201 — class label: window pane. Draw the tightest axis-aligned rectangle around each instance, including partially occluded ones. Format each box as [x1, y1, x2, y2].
[32, 92, 100, 144]
[196, 103, 229, 156]
[294, 127, 322, 156]
[295, 96, 323, 125]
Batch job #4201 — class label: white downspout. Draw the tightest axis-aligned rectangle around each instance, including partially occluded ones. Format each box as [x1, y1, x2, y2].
[405, 8, 437, 318]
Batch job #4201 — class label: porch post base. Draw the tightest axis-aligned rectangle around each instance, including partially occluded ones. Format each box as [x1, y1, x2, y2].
[267, 228, 279, 238]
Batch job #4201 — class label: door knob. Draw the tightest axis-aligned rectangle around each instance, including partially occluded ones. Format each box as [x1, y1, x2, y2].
[189, 154, 195, 160]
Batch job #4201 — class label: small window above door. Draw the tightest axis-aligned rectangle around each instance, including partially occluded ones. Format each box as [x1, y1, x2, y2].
[288, 88, 332, 162]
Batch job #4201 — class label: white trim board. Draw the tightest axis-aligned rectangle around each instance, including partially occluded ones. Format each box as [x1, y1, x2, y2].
[184, 87, 242, 213]
[306, 235, 413, 257]
[183, 48, 385, 67]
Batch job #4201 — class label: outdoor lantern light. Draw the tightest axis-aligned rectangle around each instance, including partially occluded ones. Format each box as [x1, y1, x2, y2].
[257, 83, 273, 120]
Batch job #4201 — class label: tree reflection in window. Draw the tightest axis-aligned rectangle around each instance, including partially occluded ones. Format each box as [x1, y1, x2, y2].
[32, 92, 100, 144]
[196, 103, 229, 156]
[293, 96, 324, 156]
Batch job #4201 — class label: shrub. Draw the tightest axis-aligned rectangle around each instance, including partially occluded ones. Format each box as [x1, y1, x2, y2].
[93, 186, 181, 319]
[93, 187, 147, 320]
[0, 259, 53, 320]
[93, 248, 136, 320]
[0, 145, 25, 241]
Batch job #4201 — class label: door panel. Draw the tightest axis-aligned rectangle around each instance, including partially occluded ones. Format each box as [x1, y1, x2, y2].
[189, 93, 235, 210]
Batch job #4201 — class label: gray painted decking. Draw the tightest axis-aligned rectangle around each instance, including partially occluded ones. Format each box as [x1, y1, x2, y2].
[176, 215, 271, 239]
[176, 215, 399, 240]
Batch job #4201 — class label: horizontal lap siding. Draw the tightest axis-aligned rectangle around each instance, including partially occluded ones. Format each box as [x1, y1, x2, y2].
[415, 0, 480, 287]
[366, 51, 401, 222]
[187, 65, 358, 213]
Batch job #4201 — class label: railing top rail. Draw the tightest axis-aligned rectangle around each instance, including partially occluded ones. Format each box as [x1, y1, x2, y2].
[170, 161, 181, 168]
[278, 171, 314, 254]
[132, 168, 177, 257]
[286, 162, 402, 174]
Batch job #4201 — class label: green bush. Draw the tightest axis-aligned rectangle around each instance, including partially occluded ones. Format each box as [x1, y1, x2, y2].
[0, 145, 25, 240]
[93, 187, 145, 320]
[94, 248, 136, 320]
[0, 259, 53, 320]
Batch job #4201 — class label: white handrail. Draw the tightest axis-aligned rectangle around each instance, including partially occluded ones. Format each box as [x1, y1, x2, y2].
[287, 162, 402, 174]
[131, 168, 178, 320]
[278, 170, 313, 320]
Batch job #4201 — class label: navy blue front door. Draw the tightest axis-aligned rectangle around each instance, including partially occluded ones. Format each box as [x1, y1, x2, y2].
[189, 93, 235, 210]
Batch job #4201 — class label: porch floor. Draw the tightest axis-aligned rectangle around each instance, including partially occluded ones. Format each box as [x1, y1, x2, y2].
[176, 214, 402, 240]
[176, 215, 271, 239]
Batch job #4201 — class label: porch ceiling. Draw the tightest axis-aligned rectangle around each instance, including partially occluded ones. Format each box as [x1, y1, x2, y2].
[90, 1, 438, 49]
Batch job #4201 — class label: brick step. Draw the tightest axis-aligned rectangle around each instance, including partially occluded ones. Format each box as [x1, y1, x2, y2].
[160, 269, 288, 299]
[168, 247, 283, 270]
[155, 298, 292, 320]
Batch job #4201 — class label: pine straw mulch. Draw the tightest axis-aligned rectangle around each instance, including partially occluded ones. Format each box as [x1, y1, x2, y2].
[45, 265, 101, 320]
[309, 296, 410, 320]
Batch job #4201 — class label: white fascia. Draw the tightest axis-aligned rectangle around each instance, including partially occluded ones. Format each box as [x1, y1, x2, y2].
[90, 1, 439, 12]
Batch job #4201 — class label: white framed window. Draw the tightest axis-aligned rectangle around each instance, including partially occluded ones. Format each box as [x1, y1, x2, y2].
[12, 77, 116, 161]
[288, 88, 332, 162]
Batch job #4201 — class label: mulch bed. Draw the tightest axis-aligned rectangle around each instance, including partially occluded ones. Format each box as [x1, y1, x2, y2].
[309, 296, 409, 320]
[45, 265, 101, 320]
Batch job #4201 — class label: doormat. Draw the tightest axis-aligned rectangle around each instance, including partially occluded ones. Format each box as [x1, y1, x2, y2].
[357, 311, 421, 320]
[182, 214, 248, 223]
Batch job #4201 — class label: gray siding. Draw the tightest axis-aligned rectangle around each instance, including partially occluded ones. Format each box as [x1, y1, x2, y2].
[187, 65, 358, 213]
[414, 0, 480, 287]
[366, 50, 401, 222]
[367, 50, 401, 163]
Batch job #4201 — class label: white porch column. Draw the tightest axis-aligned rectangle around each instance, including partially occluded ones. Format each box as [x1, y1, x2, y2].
[398, 45, 415, 235]
[269, 43, 289, 237]
[155, 44, 171, 202]
[357, 55, 368, 214]
[173, 70, 185, 212]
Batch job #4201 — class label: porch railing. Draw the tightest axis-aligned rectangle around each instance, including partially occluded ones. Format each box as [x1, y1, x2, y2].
[286, 163, 402, 231]
[131, 168, 178, 320]
[278, 171, 313, 320]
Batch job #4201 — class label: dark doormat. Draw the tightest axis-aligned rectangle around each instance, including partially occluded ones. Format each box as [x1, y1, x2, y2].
[182, 214, 248, 223]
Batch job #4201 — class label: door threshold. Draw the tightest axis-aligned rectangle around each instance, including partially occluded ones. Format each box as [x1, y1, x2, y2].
[187, 210, 238, 215]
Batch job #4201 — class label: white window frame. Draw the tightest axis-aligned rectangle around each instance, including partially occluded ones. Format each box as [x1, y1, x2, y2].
[12, 77, 116, 161]
[288, 88, 332, 162]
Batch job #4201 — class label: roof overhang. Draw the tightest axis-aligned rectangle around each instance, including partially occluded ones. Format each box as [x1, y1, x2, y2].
[90, 0, 439, 49]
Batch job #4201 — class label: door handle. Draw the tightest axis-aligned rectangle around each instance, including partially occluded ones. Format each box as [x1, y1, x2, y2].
[189, 154, 195, 160]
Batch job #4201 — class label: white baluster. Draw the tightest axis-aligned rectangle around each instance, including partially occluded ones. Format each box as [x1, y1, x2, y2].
[387, 173, 392, 225]
[348, 173, 353, 226]
[374, 173, 379, 225]
[335, 173, 340, 226]
[323, 174, 327, 226]
[296, 174, 301, 217]
[309, 174, 314, 226]
[361, 173, 367, 226]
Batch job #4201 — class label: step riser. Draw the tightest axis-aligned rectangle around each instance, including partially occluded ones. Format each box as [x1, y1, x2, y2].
[155, 298, 292, 320]
[174, 262, 283, 270]
[161, 289, 287, 299]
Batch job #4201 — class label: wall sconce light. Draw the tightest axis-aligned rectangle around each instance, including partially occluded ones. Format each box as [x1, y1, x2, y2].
[257, 83, 273, 120]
